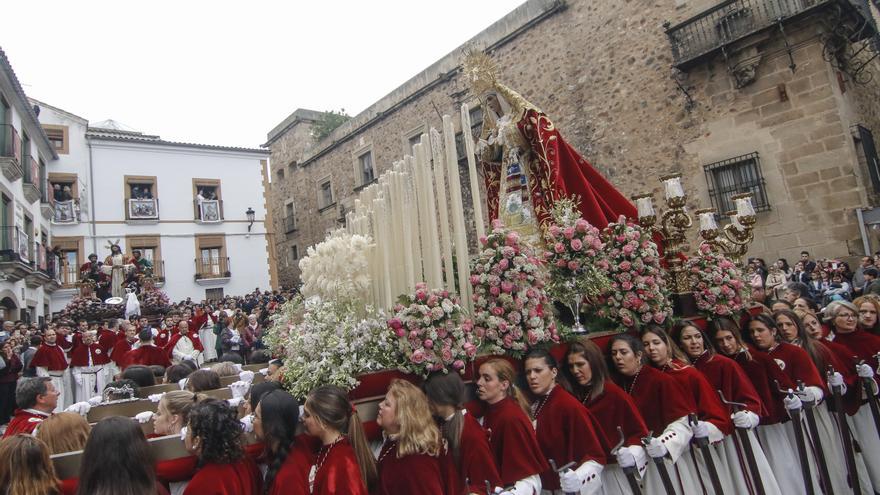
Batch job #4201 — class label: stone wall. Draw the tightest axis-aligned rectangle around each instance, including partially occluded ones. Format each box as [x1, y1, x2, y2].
[266, 0, 880, 286]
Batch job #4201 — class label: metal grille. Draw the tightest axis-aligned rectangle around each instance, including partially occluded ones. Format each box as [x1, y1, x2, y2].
[704, 152, 771, 214]
[855, 124, 880, 192]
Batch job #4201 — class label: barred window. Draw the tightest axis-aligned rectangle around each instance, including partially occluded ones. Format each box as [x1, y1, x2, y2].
[704, 152, 770, 215]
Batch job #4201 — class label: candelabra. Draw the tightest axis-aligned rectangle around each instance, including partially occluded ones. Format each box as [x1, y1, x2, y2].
[632, 175, 757, 316]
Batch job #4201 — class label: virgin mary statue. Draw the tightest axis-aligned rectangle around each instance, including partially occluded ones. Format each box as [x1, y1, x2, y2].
[464, 51, 637, 237]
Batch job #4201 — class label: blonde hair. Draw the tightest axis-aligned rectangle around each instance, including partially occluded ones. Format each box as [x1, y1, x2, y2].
[210, 361, 239, 377]
[386, 379, 442, 457]
[161, 390, 202, 423]
[36, 412, 91, 454]
[480, 358, 531, 417]
[0, 434, 60, 495]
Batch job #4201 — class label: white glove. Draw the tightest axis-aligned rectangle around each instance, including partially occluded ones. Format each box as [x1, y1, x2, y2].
[230, 335, 241, 344]
[65, 402, 91, 416]
[227, 397, 244, 408]
[151, 328, 158, 337]
[493, 490, 512, 495]
[182, 354, 194, 361]
[259, 367, 269, 376]
[148, 393, 165, 403]
[646, 437, 668, 458]
[229, 381, 249, 399]
[179, 425, 188, 441]
[616, 446, 637, 468]
[559, 469, 583, 492]
[690, 420, 710, 439]
[805, 385, 825, 403]
[87, 396, 103, 407]
[784, 392, 803, 411]
[65, 334, 73, 343]
[135, 411, 154, 424]
[238, 370, 255, 384]
[857, 363, 875, 379]
[240, 414, 254, 433]
[233, 363, 243, 373]
[828, 371, 846, 394]
[732, 410, 759, 429]
[178, 378, 188, 390]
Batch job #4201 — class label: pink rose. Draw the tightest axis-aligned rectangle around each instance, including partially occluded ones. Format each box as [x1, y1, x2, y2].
[563, 227, 575, 239]
[489, 286, 501, 296]
[527, 331, 539, 345]
[501, 281, 514, 293]
[498, 259, 509, 270]
[411, 350, 426, 364]
[570, 239, 583, 251]
[575, 219, 589, 232]
[415, 289, 427, 301]
[395, 328, 405, 337]
[453, 359, 465, 370]
[554, 243, 565, 254]
[556, 259, 567, 268]
[423, 339, 434, 349]
[442, 348, 453, 362]
[503, 334, 515, 347]
[491, 306, 504, 316]
[568, 261, 580, 271]
[388, 318, 402, 329]
[505, 232, 519, 246]
[622, 245, 634, 255]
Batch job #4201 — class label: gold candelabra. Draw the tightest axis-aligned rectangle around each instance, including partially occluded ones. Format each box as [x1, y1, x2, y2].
[694, 192, 757, 266]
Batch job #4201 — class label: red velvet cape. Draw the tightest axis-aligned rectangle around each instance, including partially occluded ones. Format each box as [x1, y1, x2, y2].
[2, 409, 50, 437]
[164, 332, 205, 359]
[764, 342, 826, 393]
[692, 352, 766, 417]
[267, 435, 315, 495]
[581, 380, 649, 460]
[482, 396, 548, 486]
[375, 440, 446, 495]
[310, 437, 369, 495]
[69, 342, 110, 366]
[618, 364, 694, 435]
[452, 412, 501, 494]
[124, 344, 171, 368]
[733, 348, 793, 424]
[831, 329, 880, 369]
[534, 386, 608, 489]
[97, 328, 118, 354]
[111, 338, 137, 367]
[182, 458, 262, 495]
[29, 343, 68, 371]
[663, 362, 734, 436]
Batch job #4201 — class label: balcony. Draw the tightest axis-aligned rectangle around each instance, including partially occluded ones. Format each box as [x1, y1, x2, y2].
[194, 256, 230, 285]
[0, 124, 22, 181]
[0, 227, 34, 282]
[284, 215, 297, 233]
[60, 263, 78, 289]
[25, 243, 53, 289]
[193, 199, 224, 223]
[665, 0, 875, 70]
[22, 156, 40, 204]
[53, 199, 80, 224]
[126, 198, 159, 223]
[40, 191, 55, 222]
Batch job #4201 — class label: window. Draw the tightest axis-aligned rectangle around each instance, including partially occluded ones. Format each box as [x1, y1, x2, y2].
[317, 177, 334, 210]
[195, 235, 228, 279]
[52, 236, 83, 287]
[193, 178, 223, 222]
[291, 245, 298, 262]
[49, 173, 79, 223]
[455, 105, 484, 163]
[854, 125, 880, 193]
[205, 288, 224, 300]
[127, 235, 163, 281]
[276, 168, 285, 181]
[124, 175, 158, 220]
[358, 151, 375, 186]
[704, 152, 770, 215]
[284, 201, 296, 232]
[408, 134, 422, 153]
[42, 125, 69, 155]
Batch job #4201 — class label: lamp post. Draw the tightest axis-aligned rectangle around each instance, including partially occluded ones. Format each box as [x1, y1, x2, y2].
[246, 207, 255, 233]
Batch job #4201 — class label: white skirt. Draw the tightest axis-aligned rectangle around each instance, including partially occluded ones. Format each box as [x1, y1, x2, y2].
[809, 404, 874, 495]
[642, 451, 700, 495]
[599, 464, 640, 495]
[199, 327, 218, 361]
[720, 430, 782, 495]
[757, 421, 821, 495]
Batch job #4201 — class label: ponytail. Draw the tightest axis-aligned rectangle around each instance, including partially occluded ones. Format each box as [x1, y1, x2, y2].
[346, 407, 378, 491]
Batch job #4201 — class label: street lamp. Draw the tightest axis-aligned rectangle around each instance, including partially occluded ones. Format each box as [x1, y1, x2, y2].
[246, 207, 255, 232]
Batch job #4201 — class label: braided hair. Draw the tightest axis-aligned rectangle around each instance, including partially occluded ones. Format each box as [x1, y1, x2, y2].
[257, 390, 299, 494]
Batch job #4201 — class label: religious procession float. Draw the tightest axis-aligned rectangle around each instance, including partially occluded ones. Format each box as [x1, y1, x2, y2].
[264, 51, 757, 401]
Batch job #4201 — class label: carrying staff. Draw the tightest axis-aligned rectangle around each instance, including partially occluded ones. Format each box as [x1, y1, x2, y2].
[608, 334, 697, 495]
[302, 385, 375, 495]
[563, 338, 648, 495]
[374, 379, 448, 495]
[672, 322, 782, 495]
[476, 359, 547, 495]
[523, 349, 606, 495]
[424, 372, 501, 495]
[640, 326, 735, 495]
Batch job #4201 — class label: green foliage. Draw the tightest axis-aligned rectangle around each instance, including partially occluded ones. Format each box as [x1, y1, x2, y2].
[311, 109, 351, 142]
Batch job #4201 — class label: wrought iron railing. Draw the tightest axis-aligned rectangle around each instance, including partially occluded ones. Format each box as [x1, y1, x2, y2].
[0, 124, 21, 163]
[195, 256, 230, 279]
[666, 0, 828, 68]
[0, 226, 31, 263]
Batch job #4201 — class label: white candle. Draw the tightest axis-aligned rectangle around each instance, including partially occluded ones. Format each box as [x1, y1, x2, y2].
[399, 172, 416, 291]
[429, 128, 455, 292]
[461, 103, 486, 240]
[442, 115, 474, 313]
[729, 214, 744, 231]
[699, 212, 718, 231]
[415, 139, 443, 289]
[405, 155, 425, 284]
[664, 175, 684, 199]
[635, 197, 655, 218]
[735, 196, 756, 217]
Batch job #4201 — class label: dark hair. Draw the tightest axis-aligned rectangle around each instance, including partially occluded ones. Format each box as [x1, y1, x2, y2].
[523, 348, 568, 394]
[258, 390, 300, 494]
[801, 251, 810, 256]
[137, 328, 153, 341]
[640, 324, 689, 364]
[608, 333, 646, 365]
[122, 365, 156, 388]
[148, 365, 166, 379]
[708, 317, 752, 361]
[29, 335, 42, 346]
[305, 385, 377, 489]
[563, 337, 610, 402]
[76, 416, 157, 495]
[247, 381, 283, 413]
[164, 364, 193, 384]
[218, 352, 243, 364]
[670, 321, 714, 358]
[742, 313, 779, 347]
[785, 282, 811, 298]
[768, 299, 793, 310]
[773, 309, 831, 372]
[866, 267, 880, 278]
[777, 258, 790, 273]
[188, 399, 244, 465]
[249, 350, 270, 364]
[186, 369, 221, 392]
[423, 372, 465, 463]
[179, 359, 199, 372]
[15, 377, 51, 409]
[103, 379, 139, 401]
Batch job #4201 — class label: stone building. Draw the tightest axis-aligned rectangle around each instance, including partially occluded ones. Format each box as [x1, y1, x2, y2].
[266, 0, 880, 286]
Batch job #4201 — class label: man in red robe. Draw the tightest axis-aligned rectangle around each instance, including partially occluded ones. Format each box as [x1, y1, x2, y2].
[29, 328, 70, 413]
[125, 328, 171, 368]
[69, 330, 111, 402]
[2, 377, 58, 437]
[165, 321, 204, 365]
[111, 321, 138, 372]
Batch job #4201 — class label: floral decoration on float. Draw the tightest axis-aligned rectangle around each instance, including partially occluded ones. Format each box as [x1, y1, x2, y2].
[388, 283, 477, 377]
[297, 231, 372, 306]
[470, 220, 559, 356]
[685, 243, 750, 318]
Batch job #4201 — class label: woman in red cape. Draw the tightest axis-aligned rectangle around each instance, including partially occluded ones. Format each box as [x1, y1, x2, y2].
[182, 399, 261, 495]
[608, 333, 698, 495]
[374, 379, 449, 495]
[564, 338, 649, 495]
[672, 322, 783, 495]
[253, 389, 314, 495]
[477, 358, 547, 493]
[424, 372, 501, 495]
[302, 385, 375, 495]
[523, 349, 607, 493]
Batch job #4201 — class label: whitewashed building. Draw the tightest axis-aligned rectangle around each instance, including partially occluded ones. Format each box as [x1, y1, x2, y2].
[0, 49, 61, 322]
[33, 102, 275, 312]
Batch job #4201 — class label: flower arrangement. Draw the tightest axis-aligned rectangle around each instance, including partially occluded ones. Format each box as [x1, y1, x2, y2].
[139, 287, 170, 316]
[298, 231, 372, 306]
[686, 244, 749, 317]
[388, 283, 477, 377]
[265, 296, 398, 399]
[59, 295, 124, 322]
[470, 220, 559, 356]
[597, 216, 671, 328]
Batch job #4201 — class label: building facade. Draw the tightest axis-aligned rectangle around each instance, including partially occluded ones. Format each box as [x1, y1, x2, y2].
[266, 0, 880, 287]
[35, 101, 275, 312]
[0, 48, 60, 322]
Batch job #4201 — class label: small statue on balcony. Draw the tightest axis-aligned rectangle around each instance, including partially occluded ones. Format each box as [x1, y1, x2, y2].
[101, 241, 134, 299]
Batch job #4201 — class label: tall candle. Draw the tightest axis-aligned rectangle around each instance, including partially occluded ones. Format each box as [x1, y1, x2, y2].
[415, 140, 443, 288]
[404, 156, 425, 284]
[664, 176, 684, 199]
[429, 128, 455, 292]
[735, 196, 756, 217]
[461, 103, 486, 240]
[442, 115, 474, 313]
[635, 197, 655, 218]
[699, 211, 718, 231]
[399, 172, 416, 291]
